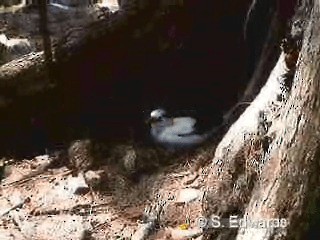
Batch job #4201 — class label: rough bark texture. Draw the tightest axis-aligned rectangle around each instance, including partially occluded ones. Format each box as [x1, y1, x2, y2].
[239, 3, 320, 239]
[198, 1, 320, 239]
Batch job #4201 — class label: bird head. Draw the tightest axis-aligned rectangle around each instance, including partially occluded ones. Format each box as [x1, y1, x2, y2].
[146, 108, 169, 125]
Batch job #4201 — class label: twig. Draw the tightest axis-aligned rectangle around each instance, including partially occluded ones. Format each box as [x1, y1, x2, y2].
[2, 167, 72, 188]
[0, 197, 31, 218]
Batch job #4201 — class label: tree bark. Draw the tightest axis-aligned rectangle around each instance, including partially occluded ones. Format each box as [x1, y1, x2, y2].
[0, 52, 53, 97]
[237, 3, 320, 238]
[38, 0, 52, 64]
[195, 0, 320, 239]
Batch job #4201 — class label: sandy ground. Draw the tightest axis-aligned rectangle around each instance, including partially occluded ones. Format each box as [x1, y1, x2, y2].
[0, 142, 212, 239]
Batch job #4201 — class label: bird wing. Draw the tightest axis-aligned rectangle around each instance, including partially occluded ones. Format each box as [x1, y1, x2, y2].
[157, 128, 206, 151]
[152, 117, 208, 151]
[169, 117, 197, 135]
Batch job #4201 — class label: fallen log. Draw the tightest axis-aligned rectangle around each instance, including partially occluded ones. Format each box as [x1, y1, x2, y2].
[0, 0, 183, 108]
[0, 52, 51, 94]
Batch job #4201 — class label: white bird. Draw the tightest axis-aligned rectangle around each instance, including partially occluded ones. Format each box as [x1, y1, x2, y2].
[147, 109, 219, 152]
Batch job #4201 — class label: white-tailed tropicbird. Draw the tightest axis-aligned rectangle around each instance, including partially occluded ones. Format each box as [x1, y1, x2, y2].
[147, 109, 219, 151]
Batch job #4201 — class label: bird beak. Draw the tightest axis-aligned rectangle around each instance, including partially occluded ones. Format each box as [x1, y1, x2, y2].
[145, 117, 156, 125]
[145, 117, 152, 125]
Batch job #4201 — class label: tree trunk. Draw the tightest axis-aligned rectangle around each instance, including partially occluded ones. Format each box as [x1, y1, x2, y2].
[237, 2, 320, 238]
[196, 0, 320, 239]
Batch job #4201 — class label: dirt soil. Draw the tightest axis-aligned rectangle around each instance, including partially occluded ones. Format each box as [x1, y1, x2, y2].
[0, 141, 215, 239]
